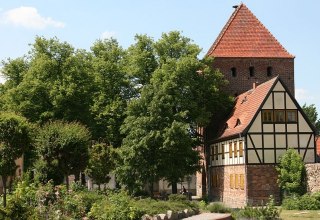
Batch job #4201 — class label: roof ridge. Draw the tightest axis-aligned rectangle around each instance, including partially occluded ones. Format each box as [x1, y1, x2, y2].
[206, 3, 243, 56]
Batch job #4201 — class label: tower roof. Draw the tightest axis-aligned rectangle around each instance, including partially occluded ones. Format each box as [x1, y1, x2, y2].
[207, 4, 294, 58]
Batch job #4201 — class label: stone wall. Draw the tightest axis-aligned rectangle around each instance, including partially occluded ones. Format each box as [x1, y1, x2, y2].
[246, 165, 280, 205]
[210, 165, 247, 208]
[306, 163, 320, 193]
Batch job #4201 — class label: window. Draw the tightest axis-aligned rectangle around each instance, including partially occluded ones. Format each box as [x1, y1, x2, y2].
[240, 174, 245, 190]
[249, 66, 255, 77]
[231, 67, 237, 77]
[287, 110, 297, 123]
[235, 174, 239, 189]
[230, 174, 234, 189]
[267, 66, 273, 77]
[234, 141, 238, 158]
[235, 119, 241, 127]
[239, 141, 243, 157]
[215, 145, 219, 160]
[229, 142, 233, 158]
[262, 110, 273, 122]
[211, 145, 214, 161]
[274, 110, 285, 122]
[221, 144, 225, 159]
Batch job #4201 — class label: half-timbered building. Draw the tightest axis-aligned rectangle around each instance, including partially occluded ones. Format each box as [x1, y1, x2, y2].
[208, 77, 317, 207]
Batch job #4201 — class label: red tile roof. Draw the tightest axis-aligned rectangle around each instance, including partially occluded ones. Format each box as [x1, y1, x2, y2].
[207, 4, 294, 58]
[216, 76, 279, 140]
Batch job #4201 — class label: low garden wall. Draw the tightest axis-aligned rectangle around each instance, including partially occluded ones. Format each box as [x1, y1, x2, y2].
[306, 163, 320, 193]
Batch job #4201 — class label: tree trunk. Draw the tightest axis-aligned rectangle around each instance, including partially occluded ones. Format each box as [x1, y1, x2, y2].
[81, 172, 86, 186]
[65, 175, 69, 190]
[2, 176, 7, 207]
[171, 181, 178, 194]
[149, 181, 154, 197]
[74, 173, 80, 182]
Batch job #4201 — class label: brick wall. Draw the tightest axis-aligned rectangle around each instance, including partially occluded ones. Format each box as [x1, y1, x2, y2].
[246, 165, 280, 205]
[212, 57, 294, 96]
[316, 136, 320, 162]
[210, 165, 247, 208]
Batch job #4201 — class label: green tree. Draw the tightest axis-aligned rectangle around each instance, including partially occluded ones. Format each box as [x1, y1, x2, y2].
[0, 112, 32, 207]
[1, 37, 95, 127]
[90, 38, 131, 146]
[117, 31, 232, 194]
[276, 149, 307, 197]
[302, 103, 320, 134]
[124, 34, 158, 95]
[35, 121, 91, 188]
[1, 57, 28, 88]
[86, 143, 114, 189]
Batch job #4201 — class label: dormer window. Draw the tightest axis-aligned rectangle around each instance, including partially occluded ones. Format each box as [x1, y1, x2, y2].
[249, 66, 255, 77]
[231, 67, 237, 77]
[235, 119, 241, 127]
[267, 66, 273, 77]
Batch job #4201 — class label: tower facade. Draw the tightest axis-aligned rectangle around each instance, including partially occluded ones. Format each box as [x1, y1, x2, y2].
[207, 4, 295, 96]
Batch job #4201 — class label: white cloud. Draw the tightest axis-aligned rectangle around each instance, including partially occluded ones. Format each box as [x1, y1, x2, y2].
[296, 88, 315, 102]
[101, 31, 116, 39]
[1, 6, 65, 29]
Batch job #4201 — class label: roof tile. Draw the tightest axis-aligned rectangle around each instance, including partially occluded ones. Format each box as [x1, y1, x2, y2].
[207, 4, 294, 58]
[216, 76, 278, 140]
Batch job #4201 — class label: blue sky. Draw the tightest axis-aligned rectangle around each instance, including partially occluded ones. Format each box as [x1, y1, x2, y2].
[0, 0, 319, 112]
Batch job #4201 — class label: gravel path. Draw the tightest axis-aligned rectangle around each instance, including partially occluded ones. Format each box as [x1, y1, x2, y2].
[182, 213, 231, 220]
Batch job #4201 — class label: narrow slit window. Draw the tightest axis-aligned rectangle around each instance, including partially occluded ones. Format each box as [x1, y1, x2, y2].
[215, 145, 219, 160]
[229, 142, 233, 158]
[221, 144, 225, 159]
[239, 141, 244, 157]
[231, 67, 237, 77]
[249, 66, 255, 77]
[230, 174, 234, 189]
[267, 66, 273, 77]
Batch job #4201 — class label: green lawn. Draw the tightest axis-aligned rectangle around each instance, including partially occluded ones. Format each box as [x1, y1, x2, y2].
[280, 210, 320, 220]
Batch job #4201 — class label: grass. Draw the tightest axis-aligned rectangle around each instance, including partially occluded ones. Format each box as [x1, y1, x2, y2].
[280, 210, 320, 220]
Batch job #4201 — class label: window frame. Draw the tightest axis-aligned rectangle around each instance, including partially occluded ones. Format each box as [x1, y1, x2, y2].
[262, 110, 273, 123]
[221, 144, 225, 159]
[229, 142, 233, 158]
[274, 110, 285, 123]
[286, 110, 298, 123]
[239, 141, 243, 157]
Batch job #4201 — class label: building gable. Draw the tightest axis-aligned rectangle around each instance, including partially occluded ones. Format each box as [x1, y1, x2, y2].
[246, 79, 316, 164]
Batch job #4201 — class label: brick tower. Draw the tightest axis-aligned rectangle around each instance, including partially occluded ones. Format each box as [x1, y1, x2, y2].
[207, 4, 295, 96]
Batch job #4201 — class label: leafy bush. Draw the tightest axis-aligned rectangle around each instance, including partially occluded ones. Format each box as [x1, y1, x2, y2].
[168, 194, 188, 202]
[207, 202, 231, 213]
[282, 193, 320, 210]
[234, 196, 280, 220]
[282, 195, 300, 210]
[276, 149, 307, 196]
[89, 190, 146, 220]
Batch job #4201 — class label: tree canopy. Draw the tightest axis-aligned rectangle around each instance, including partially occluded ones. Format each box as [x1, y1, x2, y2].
[0, 112, 32, 207]
[35, 120, 91, 188]
[302, 103, 320, 134]
[116, 31, 232, 194]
